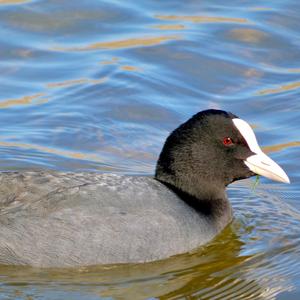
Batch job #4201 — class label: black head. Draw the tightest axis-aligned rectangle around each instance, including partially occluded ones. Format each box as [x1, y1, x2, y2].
[155, 109, 272, 200]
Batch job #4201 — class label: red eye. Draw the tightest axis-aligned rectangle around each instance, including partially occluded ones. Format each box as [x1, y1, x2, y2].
[223, 137, 233, 146]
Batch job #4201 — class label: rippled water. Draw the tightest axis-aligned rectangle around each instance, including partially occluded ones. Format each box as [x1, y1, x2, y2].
[0, 0, 299, 299]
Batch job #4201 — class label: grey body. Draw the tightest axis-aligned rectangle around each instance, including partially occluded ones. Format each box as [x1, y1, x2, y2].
[0, 172, 231, 267]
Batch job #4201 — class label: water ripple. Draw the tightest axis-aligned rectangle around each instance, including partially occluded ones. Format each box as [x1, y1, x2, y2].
[0, 0, 299, 299]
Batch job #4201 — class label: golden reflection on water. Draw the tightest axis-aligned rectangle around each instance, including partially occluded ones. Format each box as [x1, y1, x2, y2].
[153, 24, 186, 30]
[99, 57, 140, 72]
[228, 28, 267, 43]
[155, 15, 250, 24]
[120, 65, 141, 72]
[263, 141, 300, 154]
[257, 81, 300, 95]
[46, 77, 107, 88]
[249, 7, 273, 11]
[283, 68, 300, 74]
[100, 57, 119, 65]
[0, 93, 47, 109]
[55, 35, 181, 51]
[0, 0, 30, 4]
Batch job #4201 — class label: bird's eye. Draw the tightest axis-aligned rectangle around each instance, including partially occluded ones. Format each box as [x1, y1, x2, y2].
[223, 137, 234, 146]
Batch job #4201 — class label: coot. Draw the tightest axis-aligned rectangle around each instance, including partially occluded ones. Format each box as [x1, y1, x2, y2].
[0, 110, 289, 267]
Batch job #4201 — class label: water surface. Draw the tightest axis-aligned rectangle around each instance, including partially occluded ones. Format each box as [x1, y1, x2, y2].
[0, 0, 299, 299]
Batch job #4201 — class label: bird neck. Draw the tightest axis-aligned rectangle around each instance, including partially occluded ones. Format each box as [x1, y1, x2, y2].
[155, 178, 233, 231]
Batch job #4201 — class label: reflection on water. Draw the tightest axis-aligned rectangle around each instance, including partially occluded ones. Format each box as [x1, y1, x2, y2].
[257, 81, 300, 95]
[46, 77, 107, 88]
[119, 65, 141, 72]
[0, 93, 47, 109]
[0, 0, 300, 299]
[154, 15, 250, 24]
[0, 0, 30, 4]
[100, 57, 119, 65]
[263, 141, 300, 154]
[55, 35, 182, 51]
[227, 28, 268, 43]
[153, 24, 186, 31]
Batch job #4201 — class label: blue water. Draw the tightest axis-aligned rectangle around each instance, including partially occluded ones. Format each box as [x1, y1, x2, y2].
[0, 0, 299, 299]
